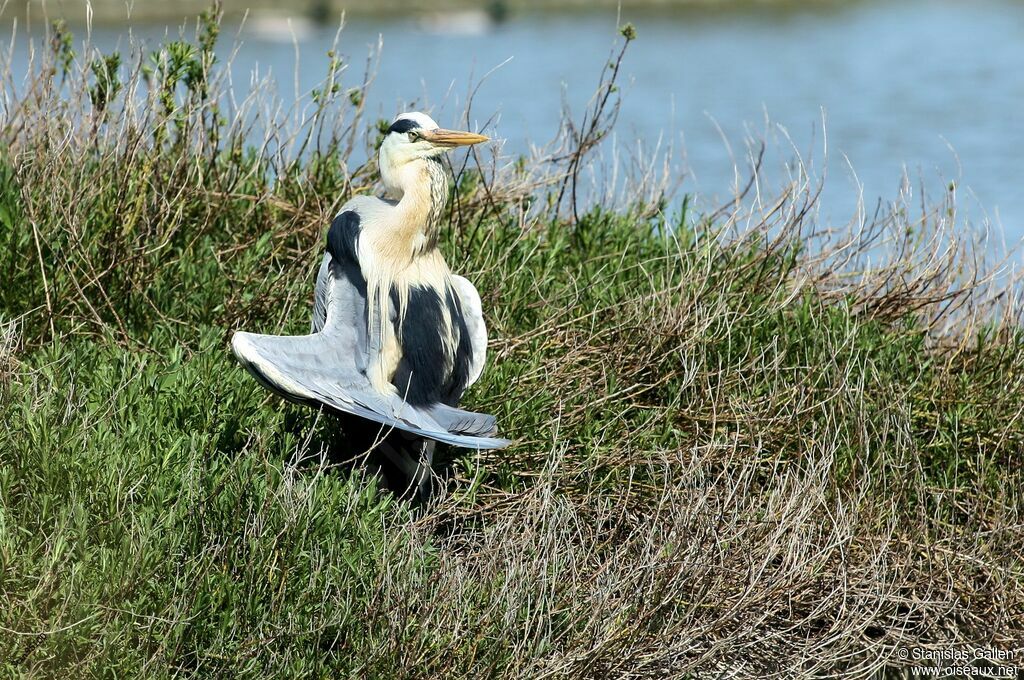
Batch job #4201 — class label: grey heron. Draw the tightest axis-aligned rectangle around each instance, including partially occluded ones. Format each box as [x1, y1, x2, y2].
[231, 111, 510, 498]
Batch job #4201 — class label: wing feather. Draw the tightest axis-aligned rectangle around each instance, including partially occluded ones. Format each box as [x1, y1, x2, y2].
[232, 331, 509, 449]
[450, 274, 488, 388]
[310, 254, 331, 334]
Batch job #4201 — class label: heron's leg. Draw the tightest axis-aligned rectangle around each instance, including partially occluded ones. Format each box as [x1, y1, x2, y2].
[375, 436, 437, 505]
[413, 440, 437, 504]
[322, 413, 439, 504]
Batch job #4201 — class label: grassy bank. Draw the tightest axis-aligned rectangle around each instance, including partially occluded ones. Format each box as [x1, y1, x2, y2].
[1, 15, 1022, 678]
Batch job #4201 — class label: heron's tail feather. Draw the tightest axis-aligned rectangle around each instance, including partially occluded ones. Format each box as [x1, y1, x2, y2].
[424, 403, 498, 438]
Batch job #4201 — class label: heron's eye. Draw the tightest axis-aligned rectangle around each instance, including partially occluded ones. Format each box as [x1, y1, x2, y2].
[408, 130, 421, 141]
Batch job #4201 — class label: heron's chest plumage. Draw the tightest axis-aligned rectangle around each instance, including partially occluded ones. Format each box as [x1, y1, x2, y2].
[354, 234, 467, 404]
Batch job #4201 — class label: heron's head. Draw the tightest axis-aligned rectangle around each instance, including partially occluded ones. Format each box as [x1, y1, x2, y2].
[378, 112, 488, 194]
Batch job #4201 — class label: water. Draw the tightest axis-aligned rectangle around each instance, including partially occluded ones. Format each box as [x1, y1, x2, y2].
[5, 0, 1024, 246]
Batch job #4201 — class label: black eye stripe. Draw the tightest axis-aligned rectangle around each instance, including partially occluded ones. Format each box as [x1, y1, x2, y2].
[387, 118, 422, 135]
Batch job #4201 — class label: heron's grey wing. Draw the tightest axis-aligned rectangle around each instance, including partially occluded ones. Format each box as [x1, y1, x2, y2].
[451, 274, 488, 388]
[232, 331, 509, 449]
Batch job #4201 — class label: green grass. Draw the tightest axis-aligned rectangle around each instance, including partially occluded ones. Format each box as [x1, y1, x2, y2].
[0, 14, 1022, 677]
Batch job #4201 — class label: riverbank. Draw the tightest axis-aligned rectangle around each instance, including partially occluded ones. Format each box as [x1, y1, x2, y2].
[1, 14, 1021, 677]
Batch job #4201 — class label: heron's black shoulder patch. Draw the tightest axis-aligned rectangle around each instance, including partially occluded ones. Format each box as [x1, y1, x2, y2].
[327, 210, 360, 263]
[387, 118, 422, 135]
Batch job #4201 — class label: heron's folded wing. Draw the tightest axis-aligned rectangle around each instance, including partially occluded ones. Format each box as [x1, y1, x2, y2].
[451, 274, 488, 388]
[231, 331, 510, 450]
[310, 254, 331, 334]
[313, 204, 366, 334]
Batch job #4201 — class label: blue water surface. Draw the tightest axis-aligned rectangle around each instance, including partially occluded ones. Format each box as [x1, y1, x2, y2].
[5, 0, 1023, 246]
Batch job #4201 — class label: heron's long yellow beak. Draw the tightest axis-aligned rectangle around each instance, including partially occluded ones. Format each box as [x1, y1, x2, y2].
[420, 128, 489, 147]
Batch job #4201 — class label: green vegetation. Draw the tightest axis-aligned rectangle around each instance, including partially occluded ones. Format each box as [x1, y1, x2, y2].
[1, 14, 1022, 678]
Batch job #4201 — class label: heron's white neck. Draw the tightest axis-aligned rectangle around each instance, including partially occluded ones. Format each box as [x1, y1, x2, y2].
[382, 157, 449, 259]
[364, 155, 454, 394]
